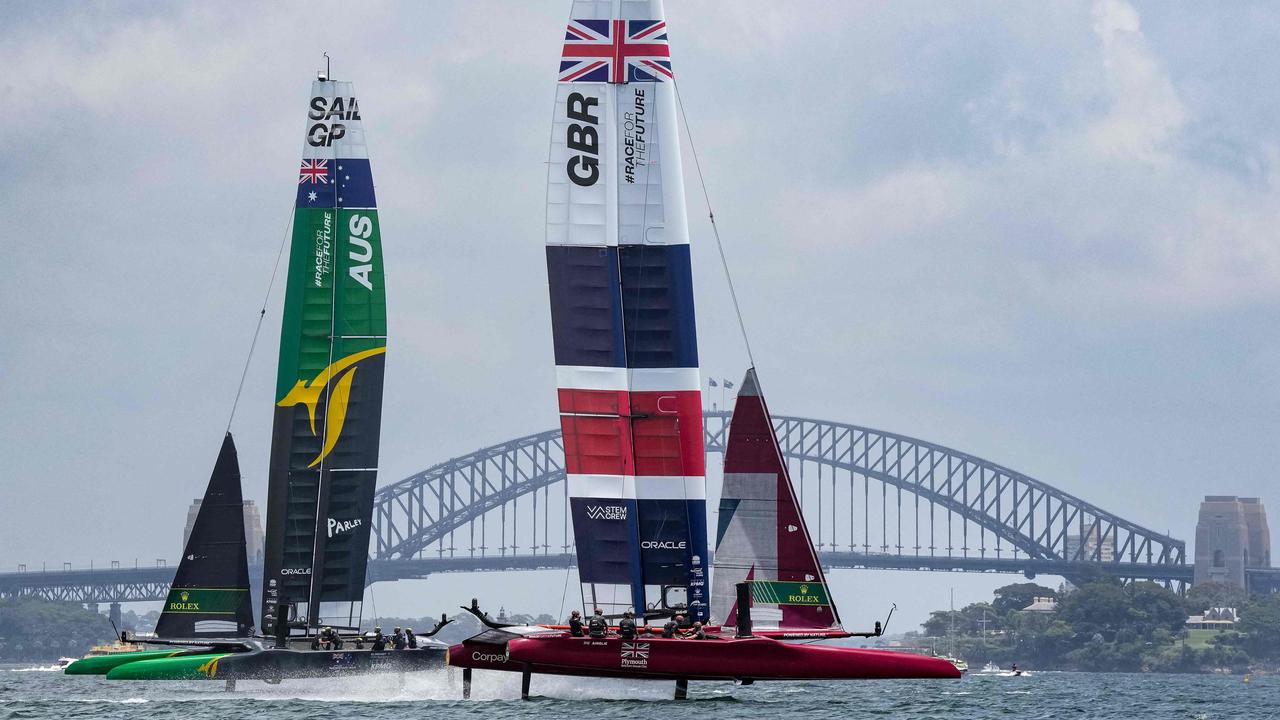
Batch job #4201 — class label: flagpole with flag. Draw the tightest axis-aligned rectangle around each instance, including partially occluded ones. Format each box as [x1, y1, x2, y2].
[708, 377, 718, 411]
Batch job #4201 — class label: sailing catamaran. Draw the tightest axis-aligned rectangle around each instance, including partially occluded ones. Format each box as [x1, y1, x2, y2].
[66, 68, 448, 682]
[446, 1, 959, 695]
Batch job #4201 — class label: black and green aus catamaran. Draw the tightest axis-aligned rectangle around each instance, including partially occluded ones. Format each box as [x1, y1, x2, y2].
[67, 67, 447, 682]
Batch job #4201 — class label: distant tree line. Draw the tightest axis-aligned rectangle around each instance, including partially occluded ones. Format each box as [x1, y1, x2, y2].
[917, 579, 1280, 673]
[0, 598, 115, 662]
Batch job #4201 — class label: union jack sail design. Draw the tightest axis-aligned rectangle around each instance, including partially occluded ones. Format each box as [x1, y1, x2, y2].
[710, 369, 843, 631]
[262, 78, 387, 636]
[546, 0, 708, 621]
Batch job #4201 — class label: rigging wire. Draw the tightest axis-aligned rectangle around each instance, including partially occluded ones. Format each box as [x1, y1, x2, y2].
[672, 79, 756, 370]
[226, 207, 295, 432]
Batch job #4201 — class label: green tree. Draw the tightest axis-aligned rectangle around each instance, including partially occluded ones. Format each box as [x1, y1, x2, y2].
[1186, 583, 1248, 613]
[991, 582, 1057, 615]
[1236, 593, 1280, 659]
[0, 598, 114, 661]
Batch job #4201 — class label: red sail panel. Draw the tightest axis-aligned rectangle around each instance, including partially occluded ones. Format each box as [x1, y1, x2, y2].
[711, 368, 841, 630]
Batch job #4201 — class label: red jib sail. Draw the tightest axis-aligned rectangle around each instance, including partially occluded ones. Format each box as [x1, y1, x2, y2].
[711, 368, 842, 631]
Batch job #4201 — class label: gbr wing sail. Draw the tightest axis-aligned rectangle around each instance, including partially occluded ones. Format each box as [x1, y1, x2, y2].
[261, 77, 387, 636]
[711, 368, 843, 632]
[546, 0, 709, 621]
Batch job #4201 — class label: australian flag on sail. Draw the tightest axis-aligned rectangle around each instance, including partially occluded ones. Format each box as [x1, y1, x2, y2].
[560, 19, 673, 84]
[295, 158, 376, 209]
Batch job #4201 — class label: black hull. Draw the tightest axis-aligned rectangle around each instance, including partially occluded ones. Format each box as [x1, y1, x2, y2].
[216, 646, 446, 680]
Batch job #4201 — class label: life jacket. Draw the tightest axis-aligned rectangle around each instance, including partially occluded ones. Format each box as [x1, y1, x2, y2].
[587, 615, 608, 637]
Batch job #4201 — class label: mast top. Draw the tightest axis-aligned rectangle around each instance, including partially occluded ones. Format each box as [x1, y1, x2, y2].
[318, 52, 331, 81]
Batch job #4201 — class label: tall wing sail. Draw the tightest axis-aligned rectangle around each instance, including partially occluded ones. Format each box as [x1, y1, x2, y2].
[157, 433, 255, 639]
[711, 369, 842, 631]
[547, 0, 708, 621]
[261, 79, 386, 636]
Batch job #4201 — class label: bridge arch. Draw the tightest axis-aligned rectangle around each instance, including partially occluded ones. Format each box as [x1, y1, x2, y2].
[372, 412, 1184, 578]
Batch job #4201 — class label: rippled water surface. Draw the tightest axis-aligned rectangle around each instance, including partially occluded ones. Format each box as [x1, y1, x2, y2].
[3, 664, 1277, 719]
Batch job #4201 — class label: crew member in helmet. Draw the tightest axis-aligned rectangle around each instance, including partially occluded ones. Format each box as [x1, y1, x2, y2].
[681, 621, 707, 640]
[618, 610, 637, 640]
[568, 610, 585, 637]
[661, 617, 677, 638]
[405, 628, 418, 649]
[371, 626, 387, 651]
[587, 608, 608, 638]
[392, 626, 407, 650]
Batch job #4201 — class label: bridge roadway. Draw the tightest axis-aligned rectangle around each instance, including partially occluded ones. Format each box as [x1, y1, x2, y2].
[0, 552, 1199, 605]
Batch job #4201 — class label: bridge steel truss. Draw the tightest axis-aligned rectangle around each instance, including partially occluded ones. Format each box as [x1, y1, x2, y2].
[373, 411, 1187, 586]
[5, 413, 1193, 605]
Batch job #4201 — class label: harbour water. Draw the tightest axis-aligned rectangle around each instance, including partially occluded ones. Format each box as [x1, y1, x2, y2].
[3, 665, 1276, 719]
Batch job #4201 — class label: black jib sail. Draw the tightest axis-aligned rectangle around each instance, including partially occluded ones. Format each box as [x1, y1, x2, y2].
[155, 432, 255, 638]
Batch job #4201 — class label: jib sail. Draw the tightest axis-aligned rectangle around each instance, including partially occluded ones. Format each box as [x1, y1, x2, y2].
[261, 77, 386, 636]
[711, 369, 843, 631]
[156, 432, 255, 639]
[546, 0, 709, 621]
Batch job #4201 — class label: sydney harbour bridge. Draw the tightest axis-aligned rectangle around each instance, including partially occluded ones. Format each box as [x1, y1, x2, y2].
[0, 411, 1194, 609]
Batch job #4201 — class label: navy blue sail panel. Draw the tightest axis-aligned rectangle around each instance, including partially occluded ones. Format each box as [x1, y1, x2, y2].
[547, 246, 626, 368]
[618, 244, 698, 368]
[570, 498, 642, 584]
[637, 498, 708, 585]
[295, 158, 376, 209]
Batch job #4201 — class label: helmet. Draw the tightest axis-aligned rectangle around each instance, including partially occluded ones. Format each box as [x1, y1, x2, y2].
[623, 610, 634, 618]
[394, 626, 402, 632]
[594, 607, 603, 615]
[693, 622, 703, 628]
[571, 610, 581, 617]
[406, 628, 413, 633]
[374, 626, 382, 632]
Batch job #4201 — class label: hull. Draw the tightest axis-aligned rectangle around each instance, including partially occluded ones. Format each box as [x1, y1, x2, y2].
[64, 649, 201, 675]
[449, 634, 960, 681]
[104, 646, 446, 681]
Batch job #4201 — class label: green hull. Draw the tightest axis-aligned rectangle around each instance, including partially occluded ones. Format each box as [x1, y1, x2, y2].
[105, 653, 232, 680]
[63, 650, 187, 675]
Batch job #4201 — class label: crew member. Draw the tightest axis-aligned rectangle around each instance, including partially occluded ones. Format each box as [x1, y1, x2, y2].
[618, 610, 637, 640]
[587, 607, 608, 638]
[568, 610, 585, 637]
[661, 617, 677, 638]
[681, 621, 707, 640]
[392, 626, 407, 650]
[405, 628, 417, 649]
[331, 628, 344, 650]
[371, 626, 387, 651]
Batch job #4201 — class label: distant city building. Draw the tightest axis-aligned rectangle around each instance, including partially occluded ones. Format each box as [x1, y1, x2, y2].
[1194, 496, 1271, 588]
[183, 499, 265, 566]
[1021, 596, 1058, 613]
[1066, 526, 1115, 562]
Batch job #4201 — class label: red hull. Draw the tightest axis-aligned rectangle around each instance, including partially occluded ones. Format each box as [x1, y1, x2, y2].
[449, 634, 959, 681]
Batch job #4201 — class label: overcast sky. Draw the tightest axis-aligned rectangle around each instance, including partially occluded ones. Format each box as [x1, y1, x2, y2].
[2, 0, 1278, 630]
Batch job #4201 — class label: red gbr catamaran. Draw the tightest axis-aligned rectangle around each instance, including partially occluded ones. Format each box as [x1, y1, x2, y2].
[447, 0, 959, 697]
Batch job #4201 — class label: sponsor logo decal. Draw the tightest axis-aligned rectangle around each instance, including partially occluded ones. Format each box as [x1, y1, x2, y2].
[307, 95, 361, 147]
[565, 92, 600, 187]
[586, 504, 627, 521]
[471, 650, 509, 663]
[640, 540, 686, 550]
[277, 346, 387, 468]
[622, 88, 647, 184]
[281, 567, 312, 575]
[620, 642, 650, 668]
[327, 517, 363, 538]
[313, 210, 333, 288]
[167, 589, 201, 612]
